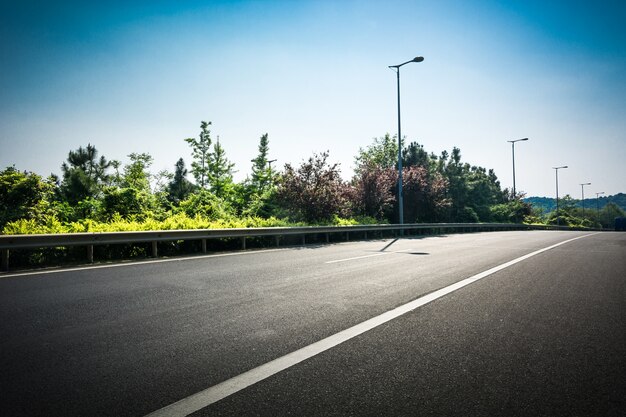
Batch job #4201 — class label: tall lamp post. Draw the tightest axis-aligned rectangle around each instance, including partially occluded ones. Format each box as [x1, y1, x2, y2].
[389, 56, 424, 226]
[580, 182, 591, 219]
[553, 166, 568, 226]
[596, 191, 605, 226]
[507, 138, 528, 197]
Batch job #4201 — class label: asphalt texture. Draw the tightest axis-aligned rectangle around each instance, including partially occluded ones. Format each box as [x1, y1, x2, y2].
[1, 231, 624, 417]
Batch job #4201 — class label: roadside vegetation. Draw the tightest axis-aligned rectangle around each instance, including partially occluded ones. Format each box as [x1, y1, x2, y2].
[2, 120, 623, 236]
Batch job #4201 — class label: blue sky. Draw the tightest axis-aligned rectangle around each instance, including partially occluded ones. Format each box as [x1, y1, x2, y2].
[1, 0, 625, 198]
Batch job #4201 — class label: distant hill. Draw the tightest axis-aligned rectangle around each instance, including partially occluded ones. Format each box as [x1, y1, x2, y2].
[524, 193, 626, 214]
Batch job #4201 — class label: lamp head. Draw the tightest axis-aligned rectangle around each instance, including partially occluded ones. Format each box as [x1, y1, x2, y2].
[413, 56, 424, 62]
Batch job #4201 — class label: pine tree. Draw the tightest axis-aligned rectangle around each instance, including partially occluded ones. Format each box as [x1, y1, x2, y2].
[250, 133, 275, 192]
[167, 158, 195, 203]
[60, 144, 111, 203]
[185, 121, 212, 188]
[208, 135, 235, 199]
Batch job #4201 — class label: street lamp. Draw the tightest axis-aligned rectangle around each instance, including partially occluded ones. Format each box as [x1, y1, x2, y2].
[596, 191, 605, 226]
[389, 56, 424, 226]
[553, 166, 568, 226]
[250, 158, 277, 169]
[507, 138, 528, 197]
[580, 182, 591, 219]
[250, 158, 277, 186]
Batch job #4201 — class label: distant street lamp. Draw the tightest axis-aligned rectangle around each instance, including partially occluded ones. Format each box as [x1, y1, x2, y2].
[580, 182, 591, 218]
[250, 158, 277, 169]
[553, 166, 568, 226]
[250, 158, 277, 186]
[507, 138, 528, 197]
[389, 56, 424, 226]
[596, 191, 605, 225]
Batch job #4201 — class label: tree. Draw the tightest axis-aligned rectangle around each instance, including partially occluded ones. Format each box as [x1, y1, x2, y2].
[123, 153, 153, 192]
[351, 163, 396, 220]
[207, 136, 235, 199]
[0, 167, 55, 229]
[490, 199, 532, 223]
[401, 165, 450, 223]
[60, 144, 111, 203]
[250, 133, 275, 193]
[277, 152, 349, 223]
[167, 158, 195, 203]
[101, 187, 152, 220]
[185, 121, 212, 188]
[599, 202, 626, 229]
[354, 133, 398, 173]
[402, 141, 430, 169]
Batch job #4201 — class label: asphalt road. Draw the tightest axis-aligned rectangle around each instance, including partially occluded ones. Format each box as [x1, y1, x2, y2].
[1, 231, 624, 416]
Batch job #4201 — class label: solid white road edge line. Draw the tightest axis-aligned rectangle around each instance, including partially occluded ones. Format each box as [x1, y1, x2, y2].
[0, 248, 289, 279]
[144, 232, 598, 417]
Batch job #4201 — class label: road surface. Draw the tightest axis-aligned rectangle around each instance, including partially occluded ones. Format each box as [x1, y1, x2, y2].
[1, 230, 624, 416]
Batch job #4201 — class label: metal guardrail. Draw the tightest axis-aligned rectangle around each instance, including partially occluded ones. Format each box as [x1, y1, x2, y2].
[0, 222, 588, 271]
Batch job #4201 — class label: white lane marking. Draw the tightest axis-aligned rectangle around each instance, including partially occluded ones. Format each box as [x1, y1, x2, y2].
[325, 252, 393, 264]
[0, 248, 289, 279]
[325, 248, 421, 264]
[144, 232, 598, 417]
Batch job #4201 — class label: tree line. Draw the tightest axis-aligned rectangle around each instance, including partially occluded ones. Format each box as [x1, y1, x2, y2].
[2, 120, 620, 234]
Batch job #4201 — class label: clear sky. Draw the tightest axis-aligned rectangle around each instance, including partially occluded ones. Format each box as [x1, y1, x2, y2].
[1, 0, 625, 198]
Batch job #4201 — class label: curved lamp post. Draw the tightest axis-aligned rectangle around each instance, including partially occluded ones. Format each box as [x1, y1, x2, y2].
[389, 56, 424, 226]
[596, 191, 605, 225]
[507, 138, 528, 197]
[580, 182, 591, 218]
[553, 166, 568, 225]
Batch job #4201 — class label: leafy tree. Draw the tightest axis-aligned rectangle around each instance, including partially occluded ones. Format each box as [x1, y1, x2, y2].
[465, 167, 507, 221]
[176, 189, 232, 220]
[599, 202, 626, 229]
[490, 199, 533, 223]
[167, 158, 195, 203]
[278, 152, 349, 223]
[354, 133, 398, 173]
[102, 187, 152, 220]
[436, 147, 471, 221]
[60, 144, 111, 203]
[109, 160, 123, 187]
[123, 153, 153, 192]
[351, 163, 396, 220]
[185, 121, 212, 188]
[401, 165, 450, 223]
[0, 167, 55, 229]
[546, 195, 581, 226]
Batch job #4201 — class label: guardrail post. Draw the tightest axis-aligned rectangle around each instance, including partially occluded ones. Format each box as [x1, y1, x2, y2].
[346, 232, 350, 241]
[275, 236, 280, 247]
[87, 245, 94, 263]
[202, 239, 207, 253]
[1, 249, 8, 272]
[151, 241, 158, 258]
[364, 231, 368, 240]
[241, 237, 246, 250]
[302, 235, 306, 246]
[325, 233, 329, 243]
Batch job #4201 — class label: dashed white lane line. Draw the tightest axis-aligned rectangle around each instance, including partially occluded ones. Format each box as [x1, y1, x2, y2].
[144, 232, 598, 417]
[325, 252, 393, 264]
